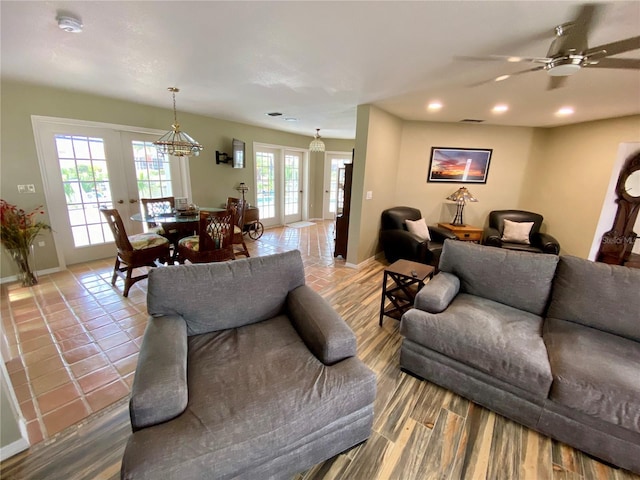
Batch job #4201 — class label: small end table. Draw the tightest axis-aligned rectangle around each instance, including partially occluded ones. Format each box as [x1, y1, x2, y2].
[379, 259, 435, 326]
[438, 223, 483, 243]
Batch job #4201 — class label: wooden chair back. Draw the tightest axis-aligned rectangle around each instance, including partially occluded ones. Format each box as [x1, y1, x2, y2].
[101, 208, 134, 252]
[225, 197, 250, 257]
[141, 197, 175, 227]
[190, 209, 236, 263]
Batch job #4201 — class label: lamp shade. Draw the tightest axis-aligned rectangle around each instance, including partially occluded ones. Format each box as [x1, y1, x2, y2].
[309, 129, 325, 152]
[446, 187, 478, 204]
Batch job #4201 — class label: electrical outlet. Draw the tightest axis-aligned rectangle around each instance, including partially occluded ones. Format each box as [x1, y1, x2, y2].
[38, 241, 45, 247]
[17, 184, 27, 193]
[366, 191, 373, 200]
[27, 184, 36, 193]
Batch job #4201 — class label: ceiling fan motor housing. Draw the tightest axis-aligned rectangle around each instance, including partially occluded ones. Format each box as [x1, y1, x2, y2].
[546, 55, 587, 76]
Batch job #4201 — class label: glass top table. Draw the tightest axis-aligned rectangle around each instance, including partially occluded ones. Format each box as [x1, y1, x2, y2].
[130, 207, 225, 224]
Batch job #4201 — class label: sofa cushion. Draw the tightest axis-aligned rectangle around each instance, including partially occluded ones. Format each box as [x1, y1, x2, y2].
[438, 240, 559, 315]
[544, 317, 640, 434]
[405, 218, 431, 241]
[147, 250, 306, 335]
[122, 315, 376, 479]
[547, 256, 640, 342]
[401, 293, 553, 396]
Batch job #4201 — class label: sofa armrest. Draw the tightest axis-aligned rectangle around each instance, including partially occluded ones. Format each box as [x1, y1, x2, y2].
[287, 285, 357, 365]
[414, 272, 460, 313]
[427, 225, 458, 243]
[483, 227, 502, 247]
[129, 315, 188, 431]
[533, 232, 560, 254]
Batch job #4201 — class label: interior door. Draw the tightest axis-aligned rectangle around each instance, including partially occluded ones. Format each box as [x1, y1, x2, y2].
[34, 118, 188, 266]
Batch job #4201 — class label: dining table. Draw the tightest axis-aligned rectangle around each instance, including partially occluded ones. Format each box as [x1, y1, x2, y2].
[130, 207, 225, 260]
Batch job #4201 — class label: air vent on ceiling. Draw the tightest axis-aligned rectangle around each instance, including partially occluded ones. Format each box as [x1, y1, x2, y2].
[459, 119, 485, 123]
[266, 112, 283, 117]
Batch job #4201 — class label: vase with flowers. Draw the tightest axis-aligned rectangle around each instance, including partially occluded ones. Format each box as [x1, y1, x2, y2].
[1, 199, 51, 287]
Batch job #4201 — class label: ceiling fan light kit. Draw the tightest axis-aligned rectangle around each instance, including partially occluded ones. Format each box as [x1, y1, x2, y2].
[460, 3, 640, 90]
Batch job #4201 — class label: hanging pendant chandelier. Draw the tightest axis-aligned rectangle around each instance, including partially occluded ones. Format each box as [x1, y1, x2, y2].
[309, 128, 326, 152]
[154, 87, 203, 157]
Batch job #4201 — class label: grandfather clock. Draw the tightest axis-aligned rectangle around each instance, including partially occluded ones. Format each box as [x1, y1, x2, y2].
[596, 150, 640, 268]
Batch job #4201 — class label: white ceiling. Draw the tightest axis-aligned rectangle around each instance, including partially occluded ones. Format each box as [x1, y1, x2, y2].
[1, 1, 639, 139]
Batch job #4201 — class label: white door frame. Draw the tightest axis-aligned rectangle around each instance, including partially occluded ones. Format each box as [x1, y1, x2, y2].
[253, 142, 309, 227]
[31, 115, 192, 269]
[322, 151, 352, 220]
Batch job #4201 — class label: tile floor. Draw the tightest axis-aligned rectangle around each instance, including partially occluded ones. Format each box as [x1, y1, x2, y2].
[1, 220, 347, 446]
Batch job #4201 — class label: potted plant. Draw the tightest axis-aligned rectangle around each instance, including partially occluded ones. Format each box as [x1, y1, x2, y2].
[0, 199, 51, 287]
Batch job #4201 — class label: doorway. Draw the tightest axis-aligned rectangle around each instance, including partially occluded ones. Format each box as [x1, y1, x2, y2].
[254, 144, 307, 227]
[323, 152, 352, 220]
[32, 116, 191, 267]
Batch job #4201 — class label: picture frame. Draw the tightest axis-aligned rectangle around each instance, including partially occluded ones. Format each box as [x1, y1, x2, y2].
[427, 147, 492, 183]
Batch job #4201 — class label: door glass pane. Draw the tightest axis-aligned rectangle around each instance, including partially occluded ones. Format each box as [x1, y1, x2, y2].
[55, 134, 112, 247]
[284, 154, 300, 216]
[329, 157, 350, 214]
[132, 141, 172, 203]
[255, 151, 275, 219]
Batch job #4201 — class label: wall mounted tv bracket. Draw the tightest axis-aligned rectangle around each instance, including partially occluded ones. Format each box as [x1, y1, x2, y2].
[216, 151, 231, 165]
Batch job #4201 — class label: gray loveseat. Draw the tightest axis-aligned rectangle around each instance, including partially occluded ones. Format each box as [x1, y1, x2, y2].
[121, 250, 376, 479]
[400, 240, 640, 473]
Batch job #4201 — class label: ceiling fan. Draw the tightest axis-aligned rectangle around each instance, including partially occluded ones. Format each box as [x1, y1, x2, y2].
[459, 3, 640, 90]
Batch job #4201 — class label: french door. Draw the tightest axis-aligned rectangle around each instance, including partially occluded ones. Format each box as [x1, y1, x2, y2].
[254, 145, 306, 227]
[33, 117, 190, 266]
[323, 152, 352, 219]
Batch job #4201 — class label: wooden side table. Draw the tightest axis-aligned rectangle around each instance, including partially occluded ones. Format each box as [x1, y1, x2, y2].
[438, 223, 483, 243]
[379, 259, 435, 326]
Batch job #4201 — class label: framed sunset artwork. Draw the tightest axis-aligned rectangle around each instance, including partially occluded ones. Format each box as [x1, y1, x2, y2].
[427, 147, 492, 183]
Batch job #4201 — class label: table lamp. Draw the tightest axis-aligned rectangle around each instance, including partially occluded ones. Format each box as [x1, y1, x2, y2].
[446, 187, 478, 226]
[235, 182, 249, 203]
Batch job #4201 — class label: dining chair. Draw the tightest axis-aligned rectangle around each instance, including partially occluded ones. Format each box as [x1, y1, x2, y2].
[140, 197, 175, 234]
[100, 208, 171, 297]
[226, 196, 250, 257]
[177, 209, 236, 264]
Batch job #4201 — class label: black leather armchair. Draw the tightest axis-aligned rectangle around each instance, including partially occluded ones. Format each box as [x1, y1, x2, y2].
[380, 206, 457, 266]
[483, 210, 560, 254]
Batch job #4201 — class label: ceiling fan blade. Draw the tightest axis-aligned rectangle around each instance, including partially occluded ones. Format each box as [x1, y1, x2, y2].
[455, 55, 550, 64]
[547, 76, 568, 90]
[550, 3, 599, 55]
[469, 66, 545, 87]
[585, 36, 640, 58]
[588, 58, 640, 70]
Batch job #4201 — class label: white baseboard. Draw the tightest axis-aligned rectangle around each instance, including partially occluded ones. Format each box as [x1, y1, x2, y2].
[345, 251, 385, 269]
[0, 436, 30, 462]
[0, 266, 62, 285]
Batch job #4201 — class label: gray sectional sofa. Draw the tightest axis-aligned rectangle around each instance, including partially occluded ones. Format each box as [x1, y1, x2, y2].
[400, 240, 640, 473]
[121, 250, 376, 479]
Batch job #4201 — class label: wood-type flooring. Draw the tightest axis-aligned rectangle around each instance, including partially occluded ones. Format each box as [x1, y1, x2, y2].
[2, 221, 638, 480]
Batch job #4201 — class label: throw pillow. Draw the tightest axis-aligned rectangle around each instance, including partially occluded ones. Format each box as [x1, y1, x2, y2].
[405, 218, 431, 241]
[501, 219, 533, 244]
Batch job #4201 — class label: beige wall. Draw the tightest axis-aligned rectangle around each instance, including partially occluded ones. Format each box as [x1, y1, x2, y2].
[0, 81, 353, 275]
[350, 106, 640, 263]
[396, 121, 536, 228]
[349, 105, 403, 265]
[521, 115, 640, 257]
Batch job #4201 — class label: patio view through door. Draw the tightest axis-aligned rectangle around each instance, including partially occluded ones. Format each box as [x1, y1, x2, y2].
[254, 145, 306, 228]
[33, 117, 189, 266]
[323, 152, 352, 219]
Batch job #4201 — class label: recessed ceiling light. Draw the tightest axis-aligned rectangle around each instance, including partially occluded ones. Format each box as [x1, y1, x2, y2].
[427, 101, 443, 111]
[492, 104, 509, 113]
[556, 106, 575, 116]
[507, 57, 521, 63]
[284, 117, 298, 122]
[495, 74, 510, 82]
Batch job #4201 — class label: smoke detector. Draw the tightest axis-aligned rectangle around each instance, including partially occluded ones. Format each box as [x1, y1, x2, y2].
[57, 16, 83, 33]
